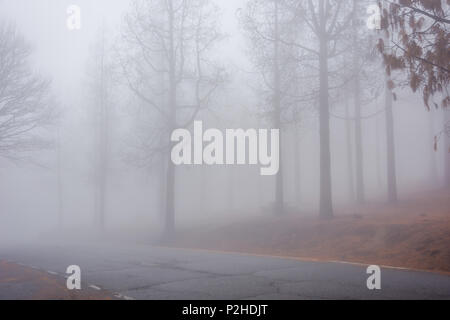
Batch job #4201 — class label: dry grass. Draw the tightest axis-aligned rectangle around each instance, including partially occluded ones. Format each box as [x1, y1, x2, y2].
[173, 188, 450, 273]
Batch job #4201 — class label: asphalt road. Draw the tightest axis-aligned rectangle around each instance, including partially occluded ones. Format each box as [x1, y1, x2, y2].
[1, 242, 449, 300]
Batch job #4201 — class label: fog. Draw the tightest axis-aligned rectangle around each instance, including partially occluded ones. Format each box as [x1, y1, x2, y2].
[0, 0, 448, 247]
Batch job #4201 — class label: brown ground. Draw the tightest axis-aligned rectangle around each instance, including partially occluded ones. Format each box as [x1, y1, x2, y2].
[173, 188, 450, 274]
[0, 260, 116, 300]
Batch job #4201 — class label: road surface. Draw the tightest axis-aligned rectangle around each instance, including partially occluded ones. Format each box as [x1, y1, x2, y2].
[1, 242, 449, 300]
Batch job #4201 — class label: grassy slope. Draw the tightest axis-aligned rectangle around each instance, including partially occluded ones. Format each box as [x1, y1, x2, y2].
[173, 188, 450, 273]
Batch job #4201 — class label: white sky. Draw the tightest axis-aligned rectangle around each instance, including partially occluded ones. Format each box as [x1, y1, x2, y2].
[0, 0, 246, 96]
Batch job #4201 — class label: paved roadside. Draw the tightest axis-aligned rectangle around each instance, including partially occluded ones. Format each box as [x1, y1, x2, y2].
[0, 260, 116, 300]
[1, 243, 449, 299]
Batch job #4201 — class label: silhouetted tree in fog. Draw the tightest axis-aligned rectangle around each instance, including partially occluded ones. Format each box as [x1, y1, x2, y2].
[344, 97, 355, 201]
[241, 0, 299, 215]
[445, 111, 450, 186]
[351, 0, 367, 204]
[384, 74, 398, 202]
[86, 27, 114, 231]
[118, 0, 225, 240]
[56, 124, 64, 227]
[283, 0, 354, 218]
[0, 23, 54, 161]
[348, 0, 385, 203]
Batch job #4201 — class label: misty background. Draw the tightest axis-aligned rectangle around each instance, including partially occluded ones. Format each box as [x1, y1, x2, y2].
[0, 0, 448, 244]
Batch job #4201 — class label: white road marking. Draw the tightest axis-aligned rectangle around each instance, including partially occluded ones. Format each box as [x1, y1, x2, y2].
[88, 285, 102, 291]
[114, 293, 136, 300]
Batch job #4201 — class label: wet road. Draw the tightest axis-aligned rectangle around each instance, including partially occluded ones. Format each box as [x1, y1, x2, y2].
[1, 243, 449, 300]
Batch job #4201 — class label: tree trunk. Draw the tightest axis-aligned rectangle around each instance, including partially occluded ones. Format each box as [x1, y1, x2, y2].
[98, 84, 108, 231]
[158, 136, 166, 218]
[164, 153, 176, 240]
[97, 29, 108, 232]
[427, 112, 438, 184]
[274, 128, 284, 215]
[228, 167, 235, 212]
[57, 125, 63, 228]
[257, 119, 263, 209]
[445, 109, 450, 187]
[352, 0, 364, 203]
[385, 82, 398, 203]
[345, 100, 355, 201]
[164, 0, 177, 240]
[376, 111, 382, 189]
[318, 0, 333, 219]
[294, 124, 301, 207]
[199, 167, 207, 214]
[354, 78, 365, 203]
[273, 0, 284, 215]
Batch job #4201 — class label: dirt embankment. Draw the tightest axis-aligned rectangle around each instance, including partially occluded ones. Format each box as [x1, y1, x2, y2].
[0, 260, 116, 300]
[173, 188, 450, 273]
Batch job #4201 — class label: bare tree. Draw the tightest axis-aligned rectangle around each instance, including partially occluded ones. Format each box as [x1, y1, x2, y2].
[118, 0, 225, 240]
[352, 0, 365, 204]
[344, 97, 355, 201]
[445, 110, 450, 186]
[293, 119, 302, 207]
[241, 0, 299, 215]
[0, 23, 54, 161]
[283, 0, 354, 218]
[349, 0, 385, 203]
[56, 124, 64, 227]
[311, 0, 385, 205]
[86, 27, 114, 231]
